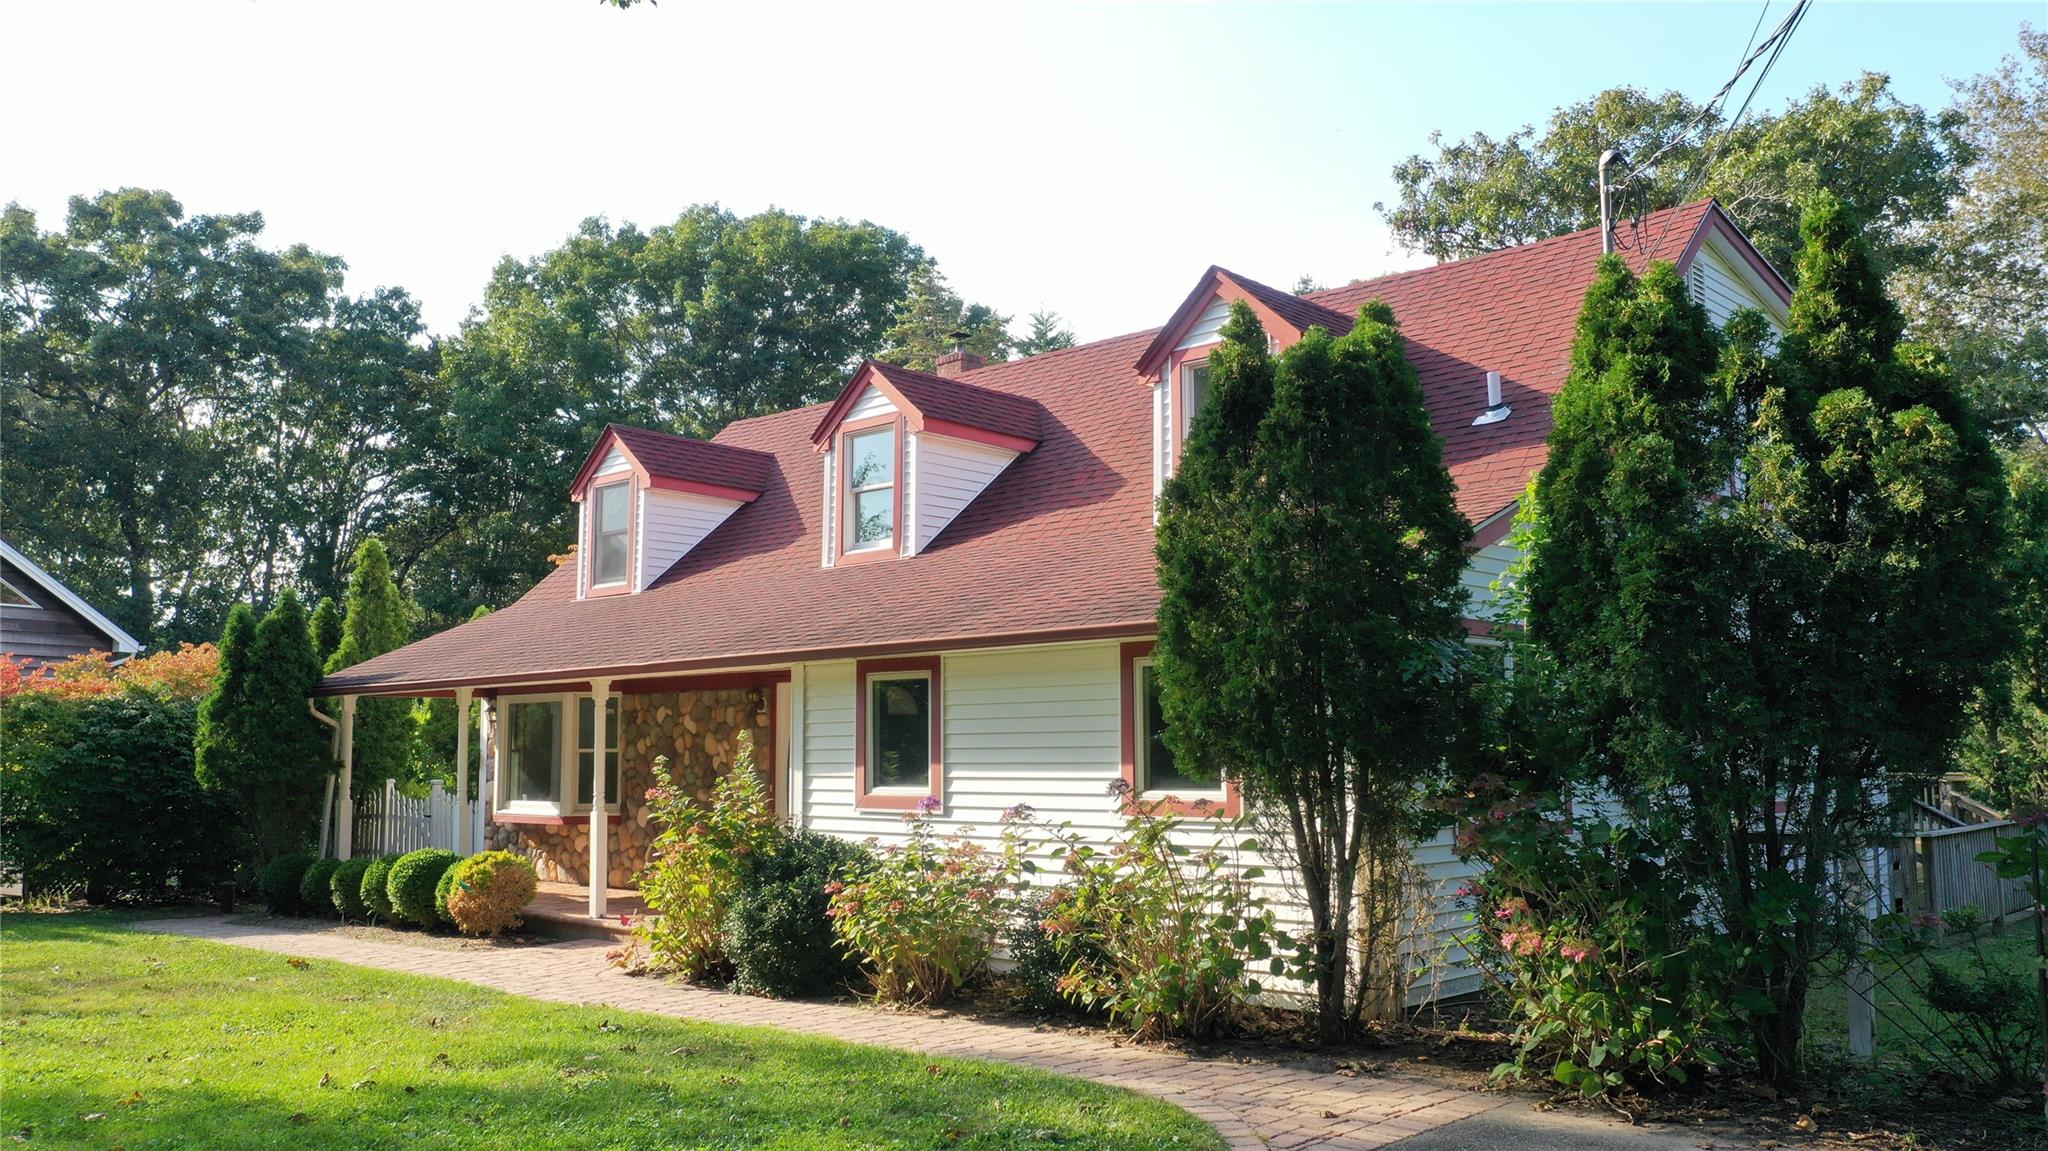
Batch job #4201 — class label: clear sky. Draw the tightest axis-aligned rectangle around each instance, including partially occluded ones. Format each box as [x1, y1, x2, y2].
[8, 1, 2033, 344]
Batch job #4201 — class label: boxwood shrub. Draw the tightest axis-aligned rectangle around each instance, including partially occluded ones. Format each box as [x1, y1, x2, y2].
[361, 854, 401, 920]
[299, 857, 344, 916]
[259, 851, 316, 914]
[435, 860, 463, 925]
[445, 850, 539, 937]
[386, 849, 460, 926]
[330, 857, 373, 920]
[725, 829, 872, 998]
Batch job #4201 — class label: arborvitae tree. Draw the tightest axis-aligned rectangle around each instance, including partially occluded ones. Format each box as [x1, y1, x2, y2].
[1525, 193, 2011, 1088]
[194, 603, 258, 796]
[196, 593, 330, 867]
[1156, 299, 1471, 1042]
[308, 595, 344, 669]
[326, 538, 412, 792]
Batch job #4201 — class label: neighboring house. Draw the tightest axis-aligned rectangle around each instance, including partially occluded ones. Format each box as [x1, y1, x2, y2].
[320, 200, 1790, 1000]
[0, 538, 142, 669]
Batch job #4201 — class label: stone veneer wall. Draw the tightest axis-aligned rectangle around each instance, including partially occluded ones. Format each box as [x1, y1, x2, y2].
[484, 688, 773, 887]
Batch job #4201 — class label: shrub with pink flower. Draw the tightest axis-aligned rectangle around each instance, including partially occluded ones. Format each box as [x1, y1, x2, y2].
[826, 812, 1021, 1005]
[1451, 782, 1737, 1098]
[635, 739, 785, 981]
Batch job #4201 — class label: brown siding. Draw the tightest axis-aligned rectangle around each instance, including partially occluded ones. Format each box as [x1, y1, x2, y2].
[0, 557, 120, 668]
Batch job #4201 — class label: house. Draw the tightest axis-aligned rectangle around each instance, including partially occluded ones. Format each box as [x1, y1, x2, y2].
[319, 200, 1789, 998]
[0, 538, 142, 669]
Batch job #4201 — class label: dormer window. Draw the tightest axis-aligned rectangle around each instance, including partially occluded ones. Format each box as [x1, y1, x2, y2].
[591, 480, 632, 587]
[1179, 357, 1212, 444]
[811, 361, 1041, 568]
[843, 423, 898, 554]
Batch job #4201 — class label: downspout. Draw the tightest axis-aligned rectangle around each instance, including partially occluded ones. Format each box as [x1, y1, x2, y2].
[310, 700, 340, 858]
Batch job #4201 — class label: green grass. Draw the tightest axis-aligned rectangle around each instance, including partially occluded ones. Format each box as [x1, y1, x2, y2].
[1, 913, 1222, 1150]
[1804, 924, 2040, 1085]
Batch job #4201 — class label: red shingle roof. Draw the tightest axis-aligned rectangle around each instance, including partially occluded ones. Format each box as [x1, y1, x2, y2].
[322, 201, 1745, 695]
[810, 359, 1043, 448]
[576, 424, 778, 496]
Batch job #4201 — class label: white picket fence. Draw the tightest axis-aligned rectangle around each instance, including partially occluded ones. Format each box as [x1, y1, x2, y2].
[348, 779, 482, 857]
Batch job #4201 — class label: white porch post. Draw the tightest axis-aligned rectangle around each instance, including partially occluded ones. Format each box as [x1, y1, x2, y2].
[588, 677, 613, 919]
[454, 687, 473, 855]
[474, 699, 492, 855]
[337, 695, 358, 859]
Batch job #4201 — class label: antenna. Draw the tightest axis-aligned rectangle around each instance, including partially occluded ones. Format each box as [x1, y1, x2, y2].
[1598, 149, 1626, 255]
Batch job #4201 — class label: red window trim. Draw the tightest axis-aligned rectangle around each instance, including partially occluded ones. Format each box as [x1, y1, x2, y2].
[586, 477, 636, 596]
[854, 655, 942, 812]
[1118, 640, 1240, 818]
[836, 414, 905, 565]
[1166, 346, 1214, 469]
[490, 811, 624, 826]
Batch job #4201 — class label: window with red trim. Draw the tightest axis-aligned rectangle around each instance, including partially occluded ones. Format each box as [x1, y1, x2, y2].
[855, 656, 941, 810]
[1119, 640, 1237, 816]
[590, 479, 632, 587]
[835, 416, 904, 563]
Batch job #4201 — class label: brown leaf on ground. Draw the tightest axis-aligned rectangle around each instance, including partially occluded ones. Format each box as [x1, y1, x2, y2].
[286, 957, 309, 970]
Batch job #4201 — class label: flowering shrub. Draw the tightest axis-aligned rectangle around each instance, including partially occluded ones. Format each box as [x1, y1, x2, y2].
[1027, 787, 1276, 1040]
[0, 644, 219, 702]
[827, 804, 1018, 1005]
[445, 850, 540, 937]
[636, 741, 785, 981]
[1452, 777, 1736, 1096]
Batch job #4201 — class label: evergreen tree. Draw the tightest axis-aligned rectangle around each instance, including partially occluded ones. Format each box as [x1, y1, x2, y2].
[1014, 310, 1076, 357]
[326, 538, 412, 792]
[1525, 193, 2011, 1087]
[1156, 300, 1470, 1041]
[194, 603, 258, 796]
[196, 593, 329, 867]
[878, 264, 1011, 371]
[308, 595, 344, 669]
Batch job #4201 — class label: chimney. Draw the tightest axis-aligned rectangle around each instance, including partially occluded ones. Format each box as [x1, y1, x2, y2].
[1471, 370, 1511, 426]
[934, 328, 985, 379]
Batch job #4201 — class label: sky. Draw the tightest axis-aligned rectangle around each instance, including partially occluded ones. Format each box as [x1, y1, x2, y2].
[8, 1, 2035, 345]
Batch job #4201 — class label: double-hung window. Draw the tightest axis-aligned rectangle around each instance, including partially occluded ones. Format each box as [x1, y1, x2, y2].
[1181, 359, 1212, 434]
[854, 657, 940, 810]
[591, 480, 631, 588]
[844, 425, 896, 554]
[495, 692, 620, 816]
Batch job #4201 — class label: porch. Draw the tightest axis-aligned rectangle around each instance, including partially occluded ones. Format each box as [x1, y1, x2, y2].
[323, 669, 790, 922]
[524, 880, 648, 941]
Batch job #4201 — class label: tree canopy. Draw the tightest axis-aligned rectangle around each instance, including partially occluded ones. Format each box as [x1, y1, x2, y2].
[877, 263, 1011, 372]
[1378, 75, 1966, 283]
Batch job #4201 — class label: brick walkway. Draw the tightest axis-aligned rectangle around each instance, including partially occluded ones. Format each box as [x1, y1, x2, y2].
[138, 915, 1507, 1150]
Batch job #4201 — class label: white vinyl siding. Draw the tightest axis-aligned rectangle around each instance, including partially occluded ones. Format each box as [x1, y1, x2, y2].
[1688, 236, 1788, 328]
[847, 385, 898, 422]
[1176, 295, 1231, 350]
[637, 488, 743, 590]
[820, 448, 837, 569]
[790, 639, 1482, 1004]
[1461, 539, 1521, 621]
[910, 433, 1017, 553]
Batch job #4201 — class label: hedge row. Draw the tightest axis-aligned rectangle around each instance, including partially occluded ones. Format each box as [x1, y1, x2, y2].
[259, 847, 536, 936]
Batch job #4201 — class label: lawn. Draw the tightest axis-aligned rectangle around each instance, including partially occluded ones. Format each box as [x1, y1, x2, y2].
[0, 913, 1223, 1150]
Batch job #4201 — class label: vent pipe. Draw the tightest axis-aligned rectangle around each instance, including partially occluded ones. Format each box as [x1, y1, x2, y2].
[1598, 149, 1625, 256]
[1472, 370, 1511, 426]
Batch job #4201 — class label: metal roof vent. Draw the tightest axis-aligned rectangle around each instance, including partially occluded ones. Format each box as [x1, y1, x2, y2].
[1471, 370, 1511, 426]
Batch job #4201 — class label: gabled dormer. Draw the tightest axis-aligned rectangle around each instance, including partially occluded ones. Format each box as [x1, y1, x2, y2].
[1134, 267, 1352, 497]
[811, 358, 1043, 567]
[567, 424, 776, 598]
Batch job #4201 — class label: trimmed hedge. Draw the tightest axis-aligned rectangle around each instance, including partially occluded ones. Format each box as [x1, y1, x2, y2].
[300, 857, 344, 916]
[330, 857, 373, 920]
[361, 854, 401, 920]
[386, 849, 460, 926]
[445, 850, 539, 937]
[725, 829, 872, 998]
[259, 851, 315, 914]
